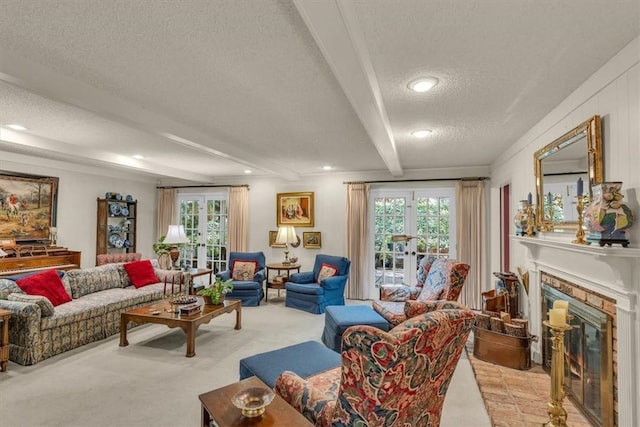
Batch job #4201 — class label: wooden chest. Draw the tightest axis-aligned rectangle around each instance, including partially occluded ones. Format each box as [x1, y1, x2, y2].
[473, 325, 532, 370]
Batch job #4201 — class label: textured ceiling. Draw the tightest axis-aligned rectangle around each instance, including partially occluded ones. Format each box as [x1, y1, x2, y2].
[0, 0, 638, 184]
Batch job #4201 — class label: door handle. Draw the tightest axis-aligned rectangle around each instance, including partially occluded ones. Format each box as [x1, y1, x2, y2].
[411, 251, 416, 256]
[404, 251, 409, 255]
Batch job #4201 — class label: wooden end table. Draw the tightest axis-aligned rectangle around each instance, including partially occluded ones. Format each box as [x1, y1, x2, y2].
[188, 268, 214, 294]
[119, 298, 241, 357]
[199, 376, 312, 426]
[265, 263, 300, 302]
[0, 308, 12, 372]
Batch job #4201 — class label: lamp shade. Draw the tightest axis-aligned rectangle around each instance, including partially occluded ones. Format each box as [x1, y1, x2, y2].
[275, 226, 297, 245]
[0, 248, 7, 258]
[164, 225, 189, 244]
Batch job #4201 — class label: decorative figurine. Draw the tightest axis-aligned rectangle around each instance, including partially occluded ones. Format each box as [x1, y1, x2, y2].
[584, 182, 634, 247]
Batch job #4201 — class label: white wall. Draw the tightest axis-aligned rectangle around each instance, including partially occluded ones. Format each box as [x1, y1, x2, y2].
[489, 36, 640, 283]
[1, 152, 158, 267]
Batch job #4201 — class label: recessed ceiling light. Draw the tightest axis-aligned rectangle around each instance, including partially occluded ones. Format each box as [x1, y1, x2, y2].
[322, 165, 333, 171]
[132, 154, 144, 160]
[244, 169, 252, 174]
[412, 129, 433, 138]
[5, 124, 27, 131]
[408, 77, 439, 93]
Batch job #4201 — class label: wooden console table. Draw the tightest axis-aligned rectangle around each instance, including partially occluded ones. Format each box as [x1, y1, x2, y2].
[0, 309, 12, 372]
[199, 376, 312, 426]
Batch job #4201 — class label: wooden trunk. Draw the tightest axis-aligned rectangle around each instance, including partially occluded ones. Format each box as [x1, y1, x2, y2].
[473, 325, 532, 370]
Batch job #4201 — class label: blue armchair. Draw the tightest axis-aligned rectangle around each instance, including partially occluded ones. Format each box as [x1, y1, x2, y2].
[285, 254, 350, 314]
[216, 252, 266, 306]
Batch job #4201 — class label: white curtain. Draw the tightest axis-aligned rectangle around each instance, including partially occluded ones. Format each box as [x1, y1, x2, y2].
[156, 188, 176, 238]
[455, 180, 486, 310]
[228, 186, 249, 252]
[346, 183, 369, 299]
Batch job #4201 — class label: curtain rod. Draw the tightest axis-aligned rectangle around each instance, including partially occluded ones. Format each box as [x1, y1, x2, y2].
[156, 184, 249, 189]
[343, 177, 489, 184]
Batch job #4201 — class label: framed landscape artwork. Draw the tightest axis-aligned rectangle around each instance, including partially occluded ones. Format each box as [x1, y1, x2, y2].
[0, 172, 59, 243]
[269, 230, 285, 248]
[276, 192, 314, 227]
[303, 232, 321, 249]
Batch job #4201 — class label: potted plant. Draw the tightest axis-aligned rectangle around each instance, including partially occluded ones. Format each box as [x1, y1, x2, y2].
[197, 277, 234, 305]
[153, 236, 174, 269]
[153, 235, 171, 256]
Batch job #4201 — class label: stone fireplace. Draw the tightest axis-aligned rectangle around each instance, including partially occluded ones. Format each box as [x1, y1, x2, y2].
[514, 236, 639, 427]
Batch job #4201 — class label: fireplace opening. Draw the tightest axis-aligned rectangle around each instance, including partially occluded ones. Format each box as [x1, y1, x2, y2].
[542, 284, 613, 427]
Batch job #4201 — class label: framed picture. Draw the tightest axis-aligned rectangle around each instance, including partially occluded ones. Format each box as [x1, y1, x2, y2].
[276, 192, 314, 227]
[0, 172, 59, 243]
[303, 232, 321, 249]
[269, 230, 285, 248]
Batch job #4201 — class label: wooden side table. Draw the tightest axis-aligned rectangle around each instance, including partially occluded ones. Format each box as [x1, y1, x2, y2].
[0, 308, 12, 372]
[265, 263, 300, 302]
[188, 268, 214, 294]
[199, 376, 312, 426]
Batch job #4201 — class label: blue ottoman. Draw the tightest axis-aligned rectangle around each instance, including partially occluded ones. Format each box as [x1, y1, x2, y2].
[239, 340, 340, 388]
[322, 305, 390, 352]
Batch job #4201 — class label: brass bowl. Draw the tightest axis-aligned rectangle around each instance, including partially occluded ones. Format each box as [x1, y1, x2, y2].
[231, 387, 275, 418]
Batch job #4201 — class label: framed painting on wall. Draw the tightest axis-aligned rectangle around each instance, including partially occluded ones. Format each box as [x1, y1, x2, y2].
[276, 192, 314, 227]
[269, 230, 285, 248]
[0, 172, 59, 243]
[303, 232, 321, 249]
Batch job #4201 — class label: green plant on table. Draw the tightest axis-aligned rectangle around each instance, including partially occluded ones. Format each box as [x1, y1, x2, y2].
[197, 277, 234, 304]
[152, 235, 171, 256]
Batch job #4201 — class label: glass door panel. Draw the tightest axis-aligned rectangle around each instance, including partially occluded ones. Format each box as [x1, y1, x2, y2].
[370, 188, 455, 298]
[177, 193, 229, 278]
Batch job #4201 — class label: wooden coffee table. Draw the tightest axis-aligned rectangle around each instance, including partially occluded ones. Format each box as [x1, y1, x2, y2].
[119, 298, 241, 357]
[199, 376, 312, 426]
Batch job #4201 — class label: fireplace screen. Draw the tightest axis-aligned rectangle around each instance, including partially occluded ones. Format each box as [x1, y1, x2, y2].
[542, 285, 613, 427]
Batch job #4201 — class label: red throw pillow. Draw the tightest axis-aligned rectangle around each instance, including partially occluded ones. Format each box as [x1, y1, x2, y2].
[317, 263, 338, 283]
[16, 268, 72, 306]
[123, 260, 159, 288]
[231, 260, 258, 281]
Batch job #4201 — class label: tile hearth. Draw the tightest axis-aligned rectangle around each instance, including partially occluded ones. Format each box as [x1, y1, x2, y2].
[466, 341, 592, 427]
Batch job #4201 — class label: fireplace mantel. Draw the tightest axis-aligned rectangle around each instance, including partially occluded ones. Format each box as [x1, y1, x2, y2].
[513, 236, 640, 294]
[512, 235, 639, 427]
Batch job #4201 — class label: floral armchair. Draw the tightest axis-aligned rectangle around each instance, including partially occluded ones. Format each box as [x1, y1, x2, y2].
[373, 258, 470, 326]
[275, 301, 476, 426]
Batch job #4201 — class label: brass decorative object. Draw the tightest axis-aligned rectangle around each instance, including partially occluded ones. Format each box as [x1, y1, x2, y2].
[525, 203, 536, 237]
[571, 195, 588, 245]
[542, 320, 573, 427]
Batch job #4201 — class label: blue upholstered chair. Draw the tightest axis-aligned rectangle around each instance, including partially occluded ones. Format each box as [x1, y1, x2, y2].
[285, 254, 350, 314]
[216, 252, 266, 306]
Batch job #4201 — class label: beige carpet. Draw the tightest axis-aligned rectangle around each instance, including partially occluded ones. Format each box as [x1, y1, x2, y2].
[0, 297, 490, 427]
[465, 341, 593, 427]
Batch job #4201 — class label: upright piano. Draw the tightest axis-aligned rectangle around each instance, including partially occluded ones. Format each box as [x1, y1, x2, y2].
[0, 246, 81, 277]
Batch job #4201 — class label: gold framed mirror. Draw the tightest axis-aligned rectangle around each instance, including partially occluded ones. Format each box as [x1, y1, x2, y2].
[534, 115, 602, 231]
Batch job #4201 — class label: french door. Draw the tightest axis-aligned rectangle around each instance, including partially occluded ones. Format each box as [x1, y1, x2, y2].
[177, 192, 229, 276]
[370, 188, 455, 297]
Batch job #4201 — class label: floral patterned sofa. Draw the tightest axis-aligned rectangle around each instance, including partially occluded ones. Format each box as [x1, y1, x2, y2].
[275, 301, 476, 426]
[0, 262, 187, 365]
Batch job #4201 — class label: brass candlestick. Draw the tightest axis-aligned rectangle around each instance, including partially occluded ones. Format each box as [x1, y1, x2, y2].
[525, 203, 536, 237]
[542, 320, 572, 427]
[572, 195, 588, 245]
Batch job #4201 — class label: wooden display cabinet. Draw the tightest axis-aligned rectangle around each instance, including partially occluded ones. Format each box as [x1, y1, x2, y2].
[96, 197, 137, 263]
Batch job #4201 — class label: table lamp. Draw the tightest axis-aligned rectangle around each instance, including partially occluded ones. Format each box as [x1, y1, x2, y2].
[164, 225, 189, 269]
[275, 226, 297, 265]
